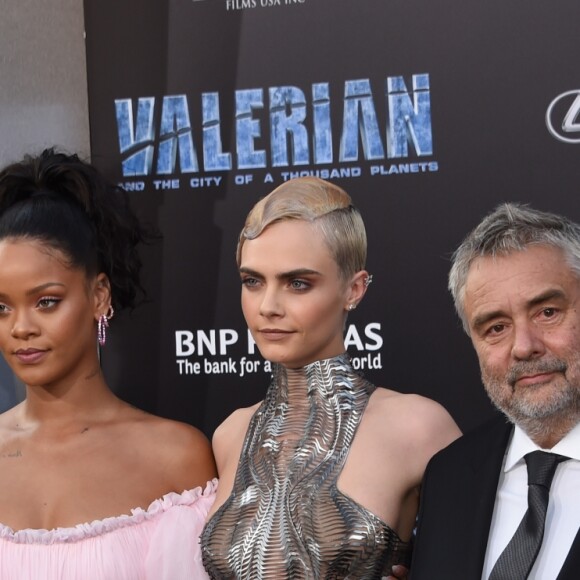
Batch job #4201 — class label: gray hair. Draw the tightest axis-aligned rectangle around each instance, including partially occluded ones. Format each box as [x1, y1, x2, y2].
[449, 203, 580, 332]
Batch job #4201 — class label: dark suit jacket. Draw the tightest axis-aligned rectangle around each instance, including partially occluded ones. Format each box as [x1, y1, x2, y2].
[410, 416, 580, 579]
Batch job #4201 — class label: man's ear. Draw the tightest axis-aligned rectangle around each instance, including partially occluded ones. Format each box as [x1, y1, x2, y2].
[93, 273, 112, 320]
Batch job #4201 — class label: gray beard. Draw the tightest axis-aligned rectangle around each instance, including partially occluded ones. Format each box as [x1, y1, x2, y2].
[481, 355, 580, 443]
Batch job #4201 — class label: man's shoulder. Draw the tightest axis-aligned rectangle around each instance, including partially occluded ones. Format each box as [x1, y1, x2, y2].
[429, 413, 511, 467]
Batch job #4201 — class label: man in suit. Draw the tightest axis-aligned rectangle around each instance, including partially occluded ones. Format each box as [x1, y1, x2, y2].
[410, 203, 580, 579]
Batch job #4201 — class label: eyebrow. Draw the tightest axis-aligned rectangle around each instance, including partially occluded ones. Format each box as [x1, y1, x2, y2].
[471, 288, 567, 331]
[239, 267, 323, 281]
[0, 282, 66, 300]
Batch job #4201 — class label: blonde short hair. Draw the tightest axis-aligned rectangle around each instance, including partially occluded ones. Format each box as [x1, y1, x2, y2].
[236, 177, 367, 281]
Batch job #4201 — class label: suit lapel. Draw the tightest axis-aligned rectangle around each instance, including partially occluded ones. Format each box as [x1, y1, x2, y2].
[557, 526, 580, 579]
[468, 420, 580, 579]
[462, 417, 513, 577]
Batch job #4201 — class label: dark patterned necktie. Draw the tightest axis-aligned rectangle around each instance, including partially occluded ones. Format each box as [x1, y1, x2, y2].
[489, 451, 569, 580]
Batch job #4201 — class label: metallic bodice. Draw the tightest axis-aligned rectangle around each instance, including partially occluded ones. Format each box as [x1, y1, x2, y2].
[201, 354, 411, 579]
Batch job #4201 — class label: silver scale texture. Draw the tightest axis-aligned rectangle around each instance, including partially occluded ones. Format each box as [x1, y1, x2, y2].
[201, 354, 411, 579]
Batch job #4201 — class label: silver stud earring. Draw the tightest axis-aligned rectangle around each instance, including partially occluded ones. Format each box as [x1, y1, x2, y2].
[348, 304, 356, 311]
[364, 274, 373, 287]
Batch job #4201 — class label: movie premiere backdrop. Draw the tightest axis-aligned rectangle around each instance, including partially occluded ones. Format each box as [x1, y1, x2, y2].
[79, 0, 580, 437]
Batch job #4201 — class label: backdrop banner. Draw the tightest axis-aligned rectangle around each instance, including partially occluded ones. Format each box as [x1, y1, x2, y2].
[83, 0, 580, 436]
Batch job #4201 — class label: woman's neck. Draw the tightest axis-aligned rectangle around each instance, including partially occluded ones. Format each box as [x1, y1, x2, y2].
[19, 369, 121, 428]
[273, 352, 355, 403]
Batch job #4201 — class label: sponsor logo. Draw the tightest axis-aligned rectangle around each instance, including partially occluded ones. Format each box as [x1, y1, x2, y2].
[546, 89, 580, 143]
[175, 323, 384, 376]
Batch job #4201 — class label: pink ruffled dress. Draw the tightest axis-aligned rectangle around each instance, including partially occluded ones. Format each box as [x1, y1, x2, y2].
[0, 479, 217, 579]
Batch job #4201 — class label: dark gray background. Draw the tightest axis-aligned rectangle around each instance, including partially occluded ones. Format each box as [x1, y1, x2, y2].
[83, 0, 580, 436]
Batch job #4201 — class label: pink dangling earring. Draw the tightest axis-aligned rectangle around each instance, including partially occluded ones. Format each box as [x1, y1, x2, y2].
[98, 306, 114, 347]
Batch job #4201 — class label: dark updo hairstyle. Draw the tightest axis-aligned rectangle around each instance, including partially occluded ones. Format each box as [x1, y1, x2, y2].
[0, 148, 153, 312]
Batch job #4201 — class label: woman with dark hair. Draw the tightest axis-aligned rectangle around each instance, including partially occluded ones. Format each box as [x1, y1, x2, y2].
[201, 177, 461, 579]
[0, 149, 216, 579]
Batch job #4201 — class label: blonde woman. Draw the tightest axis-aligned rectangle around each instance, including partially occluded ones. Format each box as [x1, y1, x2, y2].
[202, 177, 460, 579]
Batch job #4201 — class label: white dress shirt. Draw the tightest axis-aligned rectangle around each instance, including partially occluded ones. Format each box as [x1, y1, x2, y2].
[481, 422, 580, 579]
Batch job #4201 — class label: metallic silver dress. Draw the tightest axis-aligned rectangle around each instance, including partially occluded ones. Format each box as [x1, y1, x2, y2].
[201, 354, 411, 579]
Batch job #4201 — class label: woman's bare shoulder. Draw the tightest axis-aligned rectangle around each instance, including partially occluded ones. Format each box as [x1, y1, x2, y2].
[211, 402, 261, 468]
[366, 388, 461, 459]
[143, 412, 212, 443]
[0, 404, 24, 448]
[213, 402, 261, 447]
[122, 407, 217, 488]
[0, 404, 22, 429]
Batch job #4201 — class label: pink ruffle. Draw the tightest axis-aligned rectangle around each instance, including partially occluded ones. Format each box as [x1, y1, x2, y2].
[0, 479, 218, 545]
